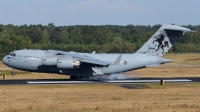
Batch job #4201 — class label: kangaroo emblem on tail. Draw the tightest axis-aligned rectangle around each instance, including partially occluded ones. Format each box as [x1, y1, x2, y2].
[153, 30, 169, 54]
[137, 25, 193, 57]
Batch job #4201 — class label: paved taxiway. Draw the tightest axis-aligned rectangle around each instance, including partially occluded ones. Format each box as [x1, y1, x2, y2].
[0, 77, 200, 85]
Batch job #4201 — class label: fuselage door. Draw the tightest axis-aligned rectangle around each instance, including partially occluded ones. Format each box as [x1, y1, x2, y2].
[7, 57, 11, 63]
[23, 60, 29, 69]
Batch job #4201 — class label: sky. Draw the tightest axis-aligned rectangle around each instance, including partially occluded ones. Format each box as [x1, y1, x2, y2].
[0, 0, 200, 26]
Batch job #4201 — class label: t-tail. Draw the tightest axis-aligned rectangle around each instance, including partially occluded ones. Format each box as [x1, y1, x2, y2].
[137, 25, 193, 56]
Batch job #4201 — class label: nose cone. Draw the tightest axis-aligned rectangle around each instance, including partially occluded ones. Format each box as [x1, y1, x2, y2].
[2, 56, 7, 65]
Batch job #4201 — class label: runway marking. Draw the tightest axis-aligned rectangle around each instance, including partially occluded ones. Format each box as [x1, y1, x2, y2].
[27, 81, 95, 84]
[26, 79, 193, 84]
[108, 79, 192, 83]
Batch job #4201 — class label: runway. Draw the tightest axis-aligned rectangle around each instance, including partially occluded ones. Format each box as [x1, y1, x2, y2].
[0, 77, 200, 85]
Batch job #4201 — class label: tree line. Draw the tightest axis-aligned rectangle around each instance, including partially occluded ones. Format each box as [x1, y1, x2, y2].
[0, 23, 200, 59]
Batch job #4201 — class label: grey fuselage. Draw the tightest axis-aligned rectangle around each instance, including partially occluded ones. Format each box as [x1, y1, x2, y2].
[2, 49, 171, 77]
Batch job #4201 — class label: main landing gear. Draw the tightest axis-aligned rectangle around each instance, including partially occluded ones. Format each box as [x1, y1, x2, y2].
[70, 75, 79, 80]
[11, 68, 15, 76]
[70, 75, 89, 80]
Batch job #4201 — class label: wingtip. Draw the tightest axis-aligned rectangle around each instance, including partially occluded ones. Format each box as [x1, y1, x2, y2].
[113, 54, 122, 64]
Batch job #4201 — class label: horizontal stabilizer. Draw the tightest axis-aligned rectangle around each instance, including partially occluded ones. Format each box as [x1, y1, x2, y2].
[146, 64, 161, 67]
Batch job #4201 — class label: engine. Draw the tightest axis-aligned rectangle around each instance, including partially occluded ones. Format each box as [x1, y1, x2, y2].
[41, 56, 57, 66]
[57, 59, 80, 69]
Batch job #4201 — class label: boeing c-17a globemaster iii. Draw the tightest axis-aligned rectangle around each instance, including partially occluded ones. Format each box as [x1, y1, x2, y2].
[2, 25, 193, 80]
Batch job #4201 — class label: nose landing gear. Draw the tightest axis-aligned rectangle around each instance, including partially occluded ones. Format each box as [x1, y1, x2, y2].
[11, 68, 15, 76]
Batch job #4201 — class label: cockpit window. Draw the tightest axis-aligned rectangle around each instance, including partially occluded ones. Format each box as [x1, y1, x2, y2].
[8, 52, 16, 57]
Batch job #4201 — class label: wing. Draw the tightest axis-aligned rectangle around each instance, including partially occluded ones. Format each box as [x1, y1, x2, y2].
[55, 51, 119, 66]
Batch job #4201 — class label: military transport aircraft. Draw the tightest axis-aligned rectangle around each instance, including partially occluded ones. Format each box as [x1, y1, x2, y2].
[2, 25, 193, 80]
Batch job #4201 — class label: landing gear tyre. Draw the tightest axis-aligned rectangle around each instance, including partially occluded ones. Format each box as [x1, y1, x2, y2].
[79, 76, 89, 80]
[11, 72, 15, 76]
[70, 75, 78, 80]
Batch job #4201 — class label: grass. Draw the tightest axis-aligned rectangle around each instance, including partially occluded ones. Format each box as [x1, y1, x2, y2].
[0, 84, 200, 112]
[0, 53, 200, 112]
[163, 53, 200, 64]
[129, 64, 200, 78]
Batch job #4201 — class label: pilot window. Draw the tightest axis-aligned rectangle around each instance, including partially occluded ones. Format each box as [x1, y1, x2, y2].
[9, 52, 16, 57]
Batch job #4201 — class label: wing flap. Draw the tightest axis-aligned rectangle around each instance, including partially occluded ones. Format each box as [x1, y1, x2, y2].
[55, 51, 113, 66]
[81, 60, 109, 66]
[55, 51, 122, 66]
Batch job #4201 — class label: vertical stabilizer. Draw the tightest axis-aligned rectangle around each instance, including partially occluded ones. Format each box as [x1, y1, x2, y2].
[136, 25, 192, 56]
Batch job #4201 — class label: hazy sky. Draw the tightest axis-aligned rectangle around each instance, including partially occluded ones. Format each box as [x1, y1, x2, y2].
[0, 0, 200, 26]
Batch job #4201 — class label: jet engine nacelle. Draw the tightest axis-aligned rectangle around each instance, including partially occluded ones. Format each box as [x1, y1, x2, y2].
[57, 59, 80, 69]
[41, 56, 57, 66]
